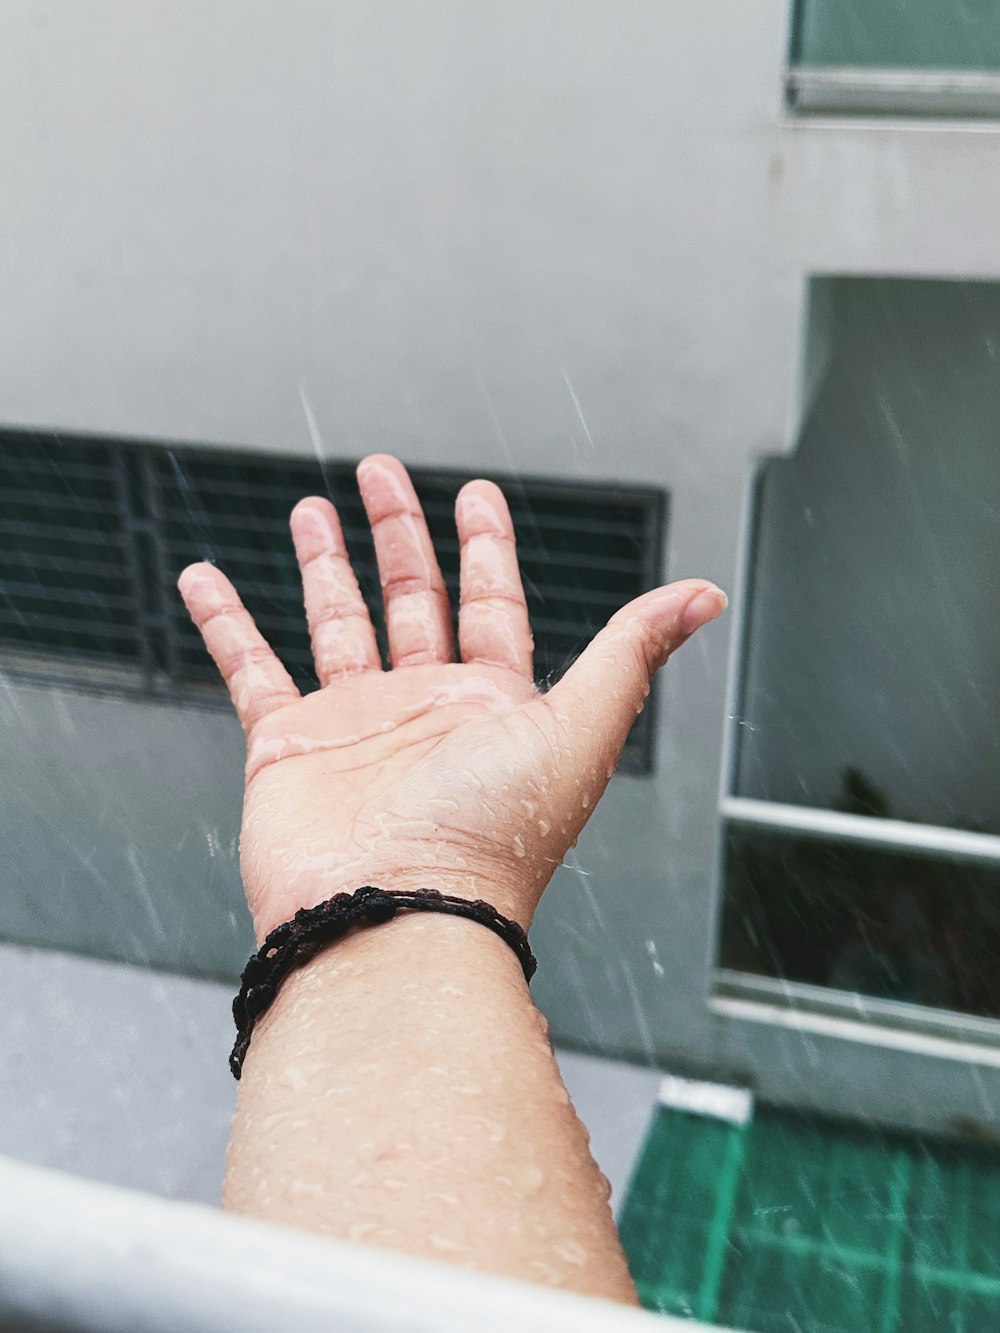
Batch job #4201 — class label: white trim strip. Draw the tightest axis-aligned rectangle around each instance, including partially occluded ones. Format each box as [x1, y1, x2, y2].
[712, 993, 1000, 1069]
[657, 1076, 753, 1127]
[715, 968, 1000, 1048]
[722, 796, 1000, 866]
[787, 65, 1000, 117]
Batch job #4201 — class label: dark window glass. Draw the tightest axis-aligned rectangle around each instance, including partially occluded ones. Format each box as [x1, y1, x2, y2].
[735, 278, 1000, 837]
[721, 825, 1000, 1018]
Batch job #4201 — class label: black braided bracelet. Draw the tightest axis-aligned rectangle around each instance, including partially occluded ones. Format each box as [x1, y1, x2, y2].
[230, 886, 537, 1079]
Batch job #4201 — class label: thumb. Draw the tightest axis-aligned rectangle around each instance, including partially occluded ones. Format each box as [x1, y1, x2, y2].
[544, 579, 727, 769]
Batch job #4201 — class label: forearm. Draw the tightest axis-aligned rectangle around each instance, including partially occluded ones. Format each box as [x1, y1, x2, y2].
[222, 909, 638, 1304]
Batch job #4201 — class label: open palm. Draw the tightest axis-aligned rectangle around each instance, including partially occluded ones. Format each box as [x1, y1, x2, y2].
[178, 456, 725, 940]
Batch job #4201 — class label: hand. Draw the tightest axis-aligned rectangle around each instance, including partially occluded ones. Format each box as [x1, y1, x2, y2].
[178, 455, 726, 940]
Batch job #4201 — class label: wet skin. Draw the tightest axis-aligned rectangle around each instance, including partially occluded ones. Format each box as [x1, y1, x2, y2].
[179, 455, 726, 940]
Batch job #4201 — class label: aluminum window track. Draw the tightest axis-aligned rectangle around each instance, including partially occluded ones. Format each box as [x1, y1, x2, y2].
[787, 65, 1000, 118]
[722, 795, 1000, 868]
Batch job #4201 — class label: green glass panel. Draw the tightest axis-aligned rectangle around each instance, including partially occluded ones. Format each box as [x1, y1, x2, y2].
[723, 1243, 884, 1333]
[621, 1104, 1000, 1331]
[619, 1110, 741, 1321]
[792, 0, 1000, 72]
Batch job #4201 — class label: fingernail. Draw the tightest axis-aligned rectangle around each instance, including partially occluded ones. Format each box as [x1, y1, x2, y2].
[177, 563, 212, 593]
[680, 587, 728, 636]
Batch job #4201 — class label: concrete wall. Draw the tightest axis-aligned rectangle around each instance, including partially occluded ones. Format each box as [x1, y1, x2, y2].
[0, 0, 798, 479]
[3, 1, 1000, 1136]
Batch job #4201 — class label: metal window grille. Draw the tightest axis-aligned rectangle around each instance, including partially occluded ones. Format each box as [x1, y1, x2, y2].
[0, 430, 666, 773]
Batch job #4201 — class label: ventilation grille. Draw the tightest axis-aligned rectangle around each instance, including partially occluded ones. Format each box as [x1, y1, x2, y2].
[0, 430, 665, 772]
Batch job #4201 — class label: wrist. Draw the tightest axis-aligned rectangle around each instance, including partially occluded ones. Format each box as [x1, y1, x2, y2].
[246, 867, 538, 947]
[233, 886, 537, 1078]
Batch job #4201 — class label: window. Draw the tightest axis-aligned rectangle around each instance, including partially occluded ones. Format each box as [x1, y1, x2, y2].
[788, 0, 1000, 117]
[718, 277, 1000, 1029]
[0, 431, 665, 773]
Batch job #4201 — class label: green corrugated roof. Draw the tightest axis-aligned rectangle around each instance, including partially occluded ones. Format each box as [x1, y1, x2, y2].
[619, 1102, 1000, 1331]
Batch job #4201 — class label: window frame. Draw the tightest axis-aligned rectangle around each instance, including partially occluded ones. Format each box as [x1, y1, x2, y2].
[712, 456, 1000, 1055]
[785, 0, 1000, 118]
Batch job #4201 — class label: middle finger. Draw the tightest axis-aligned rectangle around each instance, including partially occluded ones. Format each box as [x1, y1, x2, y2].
[356, 454, 455, 668]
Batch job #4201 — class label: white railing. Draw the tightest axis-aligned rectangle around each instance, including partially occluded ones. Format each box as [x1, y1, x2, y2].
[0, 1155, 736, 1333]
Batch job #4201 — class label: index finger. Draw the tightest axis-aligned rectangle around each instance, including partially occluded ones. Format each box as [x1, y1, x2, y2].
[177, 562, 301, 732]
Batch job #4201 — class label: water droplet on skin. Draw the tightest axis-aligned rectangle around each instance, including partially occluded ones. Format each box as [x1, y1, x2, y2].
[278, 1065, 309, 1094]
[430, 1233, 462, 1253]
[323, 1084, 357, 1100]
[553, 1241, 588, 1268]
[250, 1175, 271, 1207]
[509, 1163, 545, 1195]
[467, 1115, 507, 1143]
[512, 834, 526, 858]
[349, 1220, 379, 1242]
[537, 819, 551, 836]
[289, 1179, 324, 1201]
[528, 1259, 564, 1284]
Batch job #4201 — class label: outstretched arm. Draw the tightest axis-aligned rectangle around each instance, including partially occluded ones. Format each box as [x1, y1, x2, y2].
[178, 455, 726, 1303]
